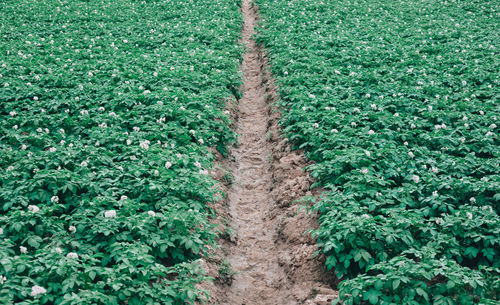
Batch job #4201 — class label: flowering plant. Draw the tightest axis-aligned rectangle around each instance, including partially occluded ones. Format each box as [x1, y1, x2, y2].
[0, 0, 242, 303]
[257, 0, 499, 303]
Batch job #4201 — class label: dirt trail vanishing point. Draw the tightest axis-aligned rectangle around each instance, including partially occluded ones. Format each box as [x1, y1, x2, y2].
[219, 1, 338, 304]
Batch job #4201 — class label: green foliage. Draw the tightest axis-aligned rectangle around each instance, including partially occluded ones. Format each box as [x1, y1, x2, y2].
[0, 0, 242, 303]
[256, 0, 499, 303]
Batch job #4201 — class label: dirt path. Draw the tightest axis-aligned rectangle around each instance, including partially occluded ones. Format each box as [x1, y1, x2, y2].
[220, 1, 338, 304]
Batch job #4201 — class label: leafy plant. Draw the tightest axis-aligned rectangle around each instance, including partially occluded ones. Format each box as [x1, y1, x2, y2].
[0, 0, 242, 303]
[256, 0, 500, 303]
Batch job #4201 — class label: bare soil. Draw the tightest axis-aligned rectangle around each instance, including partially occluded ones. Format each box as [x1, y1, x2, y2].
[210, 0, 339, 304]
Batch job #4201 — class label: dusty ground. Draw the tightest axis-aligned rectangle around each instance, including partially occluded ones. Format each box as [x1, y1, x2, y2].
[204, 0, 339, 304]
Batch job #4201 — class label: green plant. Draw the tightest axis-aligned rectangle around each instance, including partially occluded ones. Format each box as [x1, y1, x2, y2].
[256, 0, 499, 303]
[217, 259, 236, 285]
[0, 0, 242, 303]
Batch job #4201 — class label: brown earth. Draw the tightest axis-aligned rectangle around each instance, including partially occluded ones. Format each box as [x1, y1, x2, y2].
[196, 0, 338, 304]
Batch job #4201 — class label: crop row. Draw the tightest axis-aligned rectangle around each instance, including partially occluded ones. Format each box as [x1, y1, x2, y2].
[256, 0, 499, 303]
[0, 0, 241, 303]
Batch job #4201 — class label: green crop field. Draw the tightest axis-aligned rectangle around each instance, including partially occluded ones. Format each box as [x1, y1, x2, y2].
[256, 0, 499, 303]
[0, 0, 241, 303]
[1, 0, 499, 304]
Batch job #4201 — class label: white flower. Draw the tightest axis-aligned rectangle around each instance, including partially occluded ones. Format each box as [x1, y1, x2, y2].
[54, 247, 63, 254]
[199, 169, 209, 175]
[410, 123, 416, 129]
[179, 106, 186, 111]
[98, 122, 107, 128]
[466, 212, 473, 220]
[432, 191, 438, 197]
[33, 96, 39, 101]
[147, 211, 156, 217]
[360, 168, 368, 174]
[109, 112, 117, 118]
[490, 124, 497, 129]
[154, 170, 159, 176]
[431, 167, 438, 173]
[351, 122, 357, 127]
[133, 127, 140, 132]
[0, 228, 3, 235]
[312, 123, 319, 128]
[80, 161, 88, 167]
[21, 144, 27, 150]
[28, 205, 40, 213]
[370, 104, 377, 110]
[198, 138, 204, 144]
[139, 140, 150, 150]
[331, 129, 338, 133]
[302, 106, 307, 111]
[361, 214, 370, 219]
[98, 107, 105, 112]
[0, 275, 6, 284]
[486, 131, 493, 136]
[49, 147, 56, 152]
[126, 139, 132, 145]
[435, 217, 444, 225]
[66, 252, 78, 259]
[189, 130, 196, 135]
[51, 196, 59, 203]
[104, 210, 116, 218]
[20, 246, 27, 254]
[30, 285, 46, 296]
[9, 111, 17, 116]
[479, 110, 484, 115]
[368, 130, 375, 135]
[194, 161, 201, 168]
[470, 197, 476, 203]
[365, 150, 371, 157]
[120, 195, 128, 201]
[412, 175, 420, 184]
[353, 108, 360, 113]
[461, 80, 467, 86]
[37, 127, 43, 133]
[13, 125, 18, 130]
[6, 166, 14, 172]
[69, 226, 76, 233]
[404, 141, 408, 146]
[165, 161, 172, 169]
[408, 152, 414, 158]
